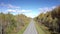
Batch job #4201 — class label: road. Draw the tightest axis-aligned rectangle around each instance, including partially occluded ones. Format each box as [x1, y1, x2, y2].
[23, 20, 38, 34]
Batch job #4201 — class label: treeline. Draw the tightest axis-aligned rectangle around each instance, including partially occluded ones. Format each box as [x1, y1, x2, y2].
[0, 12, 30, 34]
[34, 6, 60, 34]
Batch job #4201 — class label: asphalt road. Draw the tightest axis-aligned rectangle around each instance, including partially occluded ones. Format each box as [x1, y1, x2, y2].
[23, 20, 38, 34]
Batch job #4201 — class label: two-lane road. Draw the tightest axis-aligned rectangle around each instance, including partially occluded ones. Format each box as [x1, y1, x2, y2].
[23, 20, 38, 34]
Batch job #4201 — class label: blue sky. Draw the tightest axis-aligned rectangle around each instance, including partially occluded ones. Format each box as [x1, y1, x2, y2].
[0, 0, 60, 18]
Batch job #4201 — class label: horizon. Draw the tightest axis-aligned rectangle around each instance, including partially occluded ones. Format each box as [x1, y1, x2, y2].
[0, 0, 60, 18]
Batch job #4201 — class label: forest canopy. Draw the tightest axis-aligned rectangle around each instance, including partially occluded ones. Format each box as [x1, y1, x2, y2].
[34, 6, 60, 34]
[0, 12, 30, 34]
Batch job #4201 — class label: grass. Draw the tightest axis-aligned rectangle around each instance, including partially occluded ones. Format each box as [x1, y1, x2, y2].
[17, 23, 29, 34]
[34, 21, 51, 34]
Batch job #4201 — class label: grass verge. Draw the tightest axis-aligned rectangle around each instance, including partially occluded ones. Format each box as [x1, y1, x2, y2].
[17, 23, 29, 34]
[34, 21, 51, 34]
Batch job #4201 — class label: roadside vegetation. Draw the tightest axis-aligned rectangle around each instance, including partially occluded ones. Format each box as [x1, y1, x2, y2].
[0, 12, 30, 34]
[34, 21, 51, 34]
[34, 6, 60, 34]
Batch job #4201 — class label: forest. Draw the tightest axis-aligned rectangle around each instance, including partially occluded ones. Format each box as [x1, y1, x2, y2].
[0, 12, 30, 34]
[0, 6, 60, 34]
[34, 6, 60, 34]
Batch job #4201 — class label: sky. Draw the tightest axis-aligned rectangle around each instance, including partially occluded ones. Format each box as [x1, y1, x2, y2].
[0, 0, 60, 18]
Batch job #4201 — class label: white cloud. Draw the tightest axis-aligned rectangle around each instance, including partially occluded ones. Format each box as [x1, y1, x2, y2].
[7, 4, 20, 9]
[0, 2, 20, 9]
[0, 2, 32, 13]
[7, 9, 17, 12]
[38, 6, 56, 13]
[21, 10, 32, 12]
[6, 9, 32, 13]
